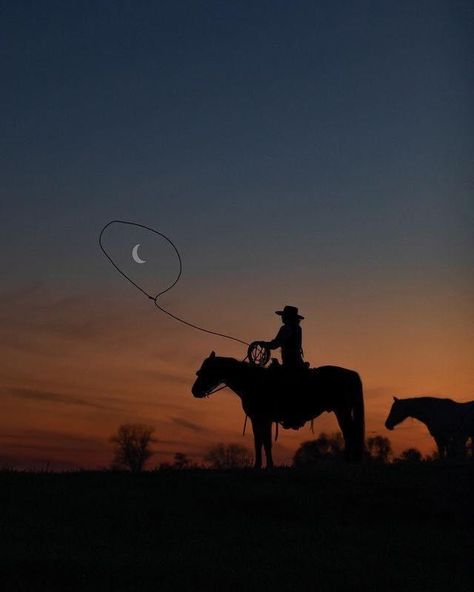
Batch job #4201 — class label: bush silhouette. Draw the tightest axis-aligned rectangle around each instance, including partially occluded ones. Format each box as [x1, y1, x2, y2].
[366, 435, 393, 463]
[204, 443, 252, 469]
[293, 432, 344, 467]
[172, 452, 193, 469]
[396, 448, 423, 463]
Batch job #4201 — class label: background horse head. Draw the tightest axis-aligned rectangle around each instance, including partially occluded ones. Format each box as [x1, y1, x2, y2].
[385, 397, 408, 430]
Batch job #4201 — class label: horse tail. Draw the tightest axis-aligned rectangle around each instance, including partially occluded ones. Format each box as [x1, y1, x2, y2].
[351, 374, 365, 461]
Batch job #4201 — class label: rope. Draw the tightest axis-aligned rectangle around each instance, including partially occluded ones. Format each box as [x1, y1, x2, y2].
[99, 220, 181, 300]
[242, 415, 248, 436]
[153, 298, 248, 346]
[99, 220, 249, 347]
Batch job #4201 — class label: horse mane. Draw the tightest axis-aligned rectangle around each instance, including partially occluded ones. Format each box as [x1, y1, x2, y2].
[214, 356, 267, 371]
[400, 396, 457, 405]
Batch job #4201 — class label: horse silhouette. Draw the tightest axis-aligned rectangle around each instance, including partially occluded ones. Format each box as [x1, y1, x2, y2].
[385, 396, 474, 459]
[192, 352, 365, 468]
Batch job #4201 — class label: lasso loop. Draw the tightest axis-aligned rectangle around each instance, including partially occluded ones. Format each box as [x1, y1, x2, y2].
[99, 220, 249, 347]
[99, 220, 182, 300]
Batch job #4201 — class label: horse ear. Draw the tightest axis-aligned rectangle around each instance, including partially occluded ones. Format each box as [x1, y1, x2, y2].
[393, 396, 399, 402]
[209, 351, 216, 359]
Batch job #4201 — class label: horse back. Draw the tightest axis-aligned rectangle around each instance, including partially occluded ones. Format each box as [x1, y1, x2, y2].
[311, 365, 362, 385]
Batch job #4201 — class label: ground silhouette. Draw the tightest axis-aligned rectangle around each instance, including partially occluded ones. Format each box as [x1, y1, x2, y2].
[192, 352, 365, 468]
[1, 464, 471, 591]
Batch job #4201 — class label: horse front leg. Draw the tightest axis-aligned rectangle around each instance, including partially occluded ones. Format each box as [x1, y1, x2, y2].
[251, 417, 263, 469]
[448, 435, 466, 459]
[335, 408, 354, 461]
[262, 420, 274, 469]
[434, 435, 446, 459]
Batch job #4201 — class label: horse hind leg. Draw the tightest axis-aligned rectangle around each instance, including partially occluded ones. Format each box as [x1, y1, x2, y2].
[335, 409, 355, 461]
[251, 417, 263, 469]
[446, 437, 462, 459]
[449, 435, 467, 459]
[262, 420, 274, 469]
[434, 435, 446, 460]
[336, 380, 365, 462]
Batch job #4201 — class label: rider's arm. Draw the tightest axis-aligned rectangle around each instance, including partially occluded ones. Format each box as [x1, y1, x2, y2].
[265, 326, 288, 350]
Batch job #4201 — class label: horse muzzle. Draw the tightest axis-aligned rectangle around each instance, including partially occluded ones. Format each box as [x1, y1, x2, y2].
[191, 384, 205, 398]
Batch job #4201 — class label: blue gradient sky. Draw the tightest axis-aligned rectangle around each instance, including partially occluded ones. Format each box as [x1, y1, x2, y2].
[1, 1, 472, 467]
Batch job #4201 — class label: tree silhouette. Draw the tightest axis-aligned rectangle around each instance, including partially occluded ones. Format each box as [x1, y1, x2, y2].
[172, 452, 192, 469]
[396, 448, 423, 463]
[204, 443, 252, 469]
[366, 435, 393, 463]
[110, 424, 155, 472]
[293, 432, 344, 467]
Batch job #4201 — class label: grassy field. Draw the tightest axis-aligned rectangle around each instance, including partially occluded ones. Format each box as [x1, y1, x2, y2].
[1, 462, 472, 591]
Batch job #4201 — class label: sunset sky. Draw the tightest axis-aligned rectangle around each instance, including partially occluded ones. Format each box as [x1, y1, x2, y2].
[1, 2, 473, 468]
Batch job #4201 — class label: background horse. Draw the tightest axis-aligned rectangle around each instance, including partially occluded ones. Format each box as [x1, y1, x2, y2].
[192, 352, 365, 468]
[385, 396, 474, 459]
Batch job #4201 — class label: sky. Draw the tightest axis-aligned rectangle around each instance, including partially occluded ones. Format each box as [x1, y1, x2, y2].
[1, 1, 473, 468]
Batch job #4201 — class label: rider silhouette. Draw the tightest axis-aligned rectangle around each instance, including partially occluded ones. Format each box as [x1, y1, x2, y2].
[261, 305, 305, 369]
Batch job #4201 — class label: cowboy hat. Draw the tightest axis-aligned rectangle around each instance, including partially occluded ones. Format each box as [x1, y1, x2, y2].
[275, 305, 304, 320]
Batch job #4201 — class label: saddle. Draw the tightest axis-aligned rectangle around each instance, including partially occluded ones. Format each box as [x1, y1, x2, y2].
[267, 360, 317, 430]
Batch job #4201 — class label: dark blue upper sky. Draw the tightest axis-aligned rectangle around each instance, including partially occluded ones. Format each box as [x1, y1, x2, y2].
[1, 1, 472, 304]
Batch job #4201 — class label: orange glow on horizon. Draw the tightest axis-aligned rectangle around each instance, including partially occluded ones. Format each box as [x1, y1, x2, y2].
[0, 281, 472, 469]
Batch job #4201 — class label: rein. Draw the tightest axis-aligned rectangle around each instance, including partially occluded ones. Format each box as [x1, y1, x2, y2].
[203, 384, 228, 397]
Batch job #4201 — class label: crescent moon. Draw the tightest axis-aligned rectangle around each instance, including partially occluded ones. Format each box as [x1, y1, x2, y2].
[132, 244, 146, 264]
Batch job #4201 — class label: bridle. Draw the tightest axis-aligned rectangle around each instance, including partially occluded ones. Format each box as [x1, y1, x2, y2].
[201, 383, 228, 397]
[197, 353, 251, 397]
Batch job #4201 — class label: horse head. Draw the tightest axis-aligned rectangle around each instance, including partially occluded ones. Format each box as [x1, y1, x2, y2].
[192, 351, 225, 398]
[385, 396, 407, 430]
